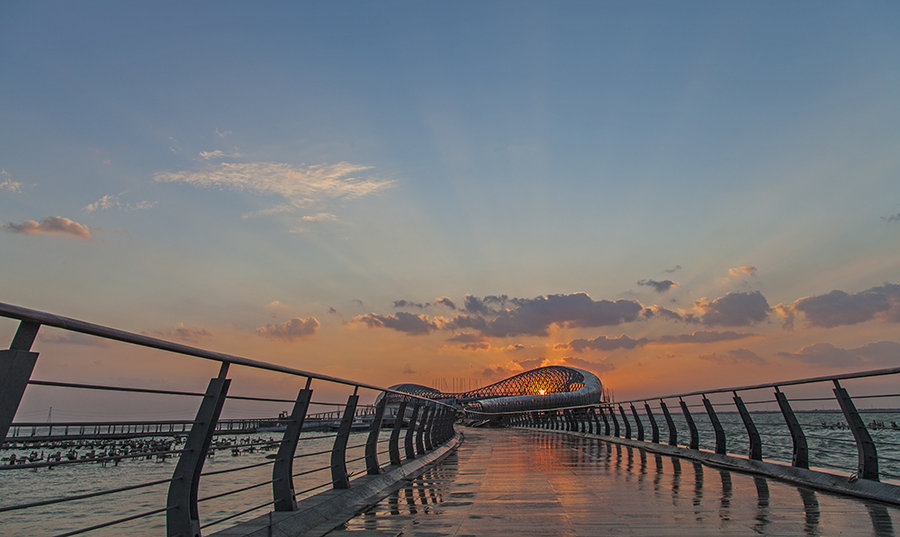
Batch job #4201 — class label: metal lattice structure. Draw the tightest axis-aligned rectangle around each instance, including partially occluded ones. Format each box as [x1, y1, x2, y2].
[383, 366, 604, 413]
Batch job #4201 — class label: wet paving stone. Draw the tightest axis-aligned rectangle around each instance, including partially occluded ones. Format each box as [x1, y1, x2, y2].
[326, 427, 899, 536]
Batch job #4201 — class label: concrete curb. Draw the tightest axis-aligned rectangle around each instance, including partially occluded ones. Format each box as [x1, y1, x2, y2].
[524, 428, 900, 506]
[209, 432, 463, 537]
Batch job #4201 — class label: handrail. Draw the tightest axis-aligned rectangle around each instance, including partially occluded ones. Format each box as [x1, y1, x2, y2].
[0, 301, 454, 409]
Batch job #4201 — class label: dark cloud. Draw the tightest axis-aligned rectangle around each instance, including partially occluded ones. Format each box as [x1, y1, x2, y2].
[446, 314, 488, 331]
[643, 305, 696, 323]
[394, 299, 429, 309]
[40, 332, 107, 347]
[256, 317, 319, 341]
[464, 294, 510, 315]
[435, 297, 457, 310]
[882, 213, 900, 223]
[328, 307, 339, 315]
[663, 265, 682, 273]
[446, 332, 489, 351]
[656, 330, 753, 344]
[402, 364, 416, 374]
[353, 312, 436, 335]
[696, 291, 770, 326]
[514, 358, 544, 371]
[560, 356, 616, 374]
[483, 293, 643, 337]
[568, 335, 649, 353]
[4, 216, 92, 239]
[637, 279, 679, 293]
[699, 348, 764, 365]
[778, 341, 900, 368]
[787, 283, 900, 328]
[147, 323, 213, 343]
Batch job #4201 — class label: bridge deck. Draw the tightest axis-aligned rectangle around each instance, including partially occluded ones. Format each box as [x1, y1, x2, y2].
[328, 427, 898, 536]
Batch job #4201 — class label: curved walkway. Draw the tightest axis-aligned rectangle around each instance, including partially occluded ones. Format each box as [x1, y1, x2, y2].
[327, 427, 898, 536]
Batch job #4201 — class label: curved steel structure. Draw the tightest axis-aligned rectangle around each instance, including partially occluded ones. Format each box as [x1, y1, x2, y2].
[385, 366, 604, 413]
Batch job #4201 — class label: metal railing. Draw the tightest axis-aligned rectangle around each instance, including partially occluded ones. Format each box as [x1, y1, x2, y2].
[492, 367, 900, 503]
[0, 302, 458, 537]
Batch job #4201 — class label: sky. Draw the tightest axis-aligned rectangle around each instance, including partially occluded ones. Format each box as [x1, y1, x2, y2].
[2, 2, 900, 418]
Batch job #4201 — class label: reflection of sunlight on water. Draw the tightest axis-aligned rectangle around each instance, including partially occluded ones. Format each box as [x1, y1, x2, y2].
[0, 429, 385, 536]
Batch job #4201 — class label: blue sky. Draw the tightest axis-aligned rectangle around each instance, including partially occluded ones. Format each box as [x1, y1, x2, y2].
[2, 2, 900, 413]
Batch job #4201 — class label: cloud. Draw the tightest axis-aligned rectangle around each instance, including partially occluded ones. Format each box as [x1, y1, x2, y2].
[568, 335, 649, 353]
[394, 299, 429, 309]
[784, 283, 900, 328]
[656, 330, 754, 344]
[146, 323, 213, 343]
[199, 149, 242, 160]
[463, 294, 510, 315]
[353, 312, 437, 335]
[83, 193, 157, 213]
[154, 161, 394, 219]
[481, 293, 643, 337]
[40, 332, 107, 347]
[3, 216, 92, 239]
[881, 213, 900, 223]
[560, 356, 616, 373]
[729, 265, 758, 278]
[402, 364, 416, 374]
[699, 348, 764, 365]
[263, 300, 292, 318]
[778, 341, 900, 368]
[663, 265, 682, 273]
[642, 305, 696, 323]
[301, 212, 338, 222]
[695, 291, 770, 326]
[0, 170, 23, 193]
[637, 279, 679, 293]
[215, 128, 232, 138]
[514, 358, 545, 370]
[435, 297, 457, 310]
[445, 333, 490, 351]
[256, 317, 319, 341]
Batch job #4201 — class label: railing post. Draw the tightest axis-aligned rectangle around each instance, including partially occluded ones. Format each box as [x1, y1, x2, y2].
[630, 404, 644, 441]
[599, 406, 610, 435]
[389, 400, 408, 466]
[833, 380, 879, 481]
[331, 389, 359, 489]
[660, 400, 677, 446]
[733, 391, 761, 460]
[167, 363, 230, 537]
[702, 395, 726, 455]
[415, 405, 431, 455]
[365, 396, 388, 475]
[679, 398, 699, 450]
[583, 408, 593, 434]
[609, 406, 620, 437]
[1, 321, 41, 445]
[774, 387, 808, 469]
[424, 404, 436, 451]
[405, 403, 421, 460]
[644, 402, 659, 444]
[618, 405, 631, 439]
[272, 379, 312, 511]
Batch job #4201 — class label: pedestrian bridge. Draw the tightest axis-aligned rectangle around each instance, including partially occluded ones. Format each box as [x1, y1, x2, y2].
[1, 302, 898, 536]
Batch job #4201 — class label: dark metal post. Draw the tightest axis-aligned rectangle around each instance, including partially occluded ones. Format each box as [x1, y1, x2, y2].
[660, 400, 677, 446]
[618, 405, 631, 439]
[424, 404, 436, 451]
[679, 398, 699, 450]
[774, 387, 808, 469]
[609, 406, 620, 437]
[583, 408, 593, 434]
[644, 403, 659, 444]
[365, 396, 388, 475]
[0, 321, 40, 444]
[833, 380, 878, 481]
[405, 403, 421, 460]
[702, 396, 726, 454]
[733, 392, 761, 461]
[272, 380, 312, 511]
[167, 364, 231, 537]
[599, 406, 610, 435]
[415, 405, 431, 456]
[630, 404, 644, 441]
[389, 400, 407, 466]
[331, 390, 359, 489]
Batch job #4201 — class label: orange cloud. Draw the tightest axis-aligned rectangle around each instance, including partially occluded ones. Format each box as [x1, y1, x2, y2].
[3, 216, 92, 239]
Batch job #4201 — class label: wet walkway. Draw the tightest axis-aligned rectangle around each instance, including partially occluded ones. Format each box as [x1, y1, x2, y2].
[327, 427, 898, 536]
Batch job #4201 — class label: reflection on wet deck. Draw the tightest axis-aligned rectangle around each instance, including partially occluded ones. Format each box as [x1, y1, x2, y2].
[328, 427, 898, 536]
